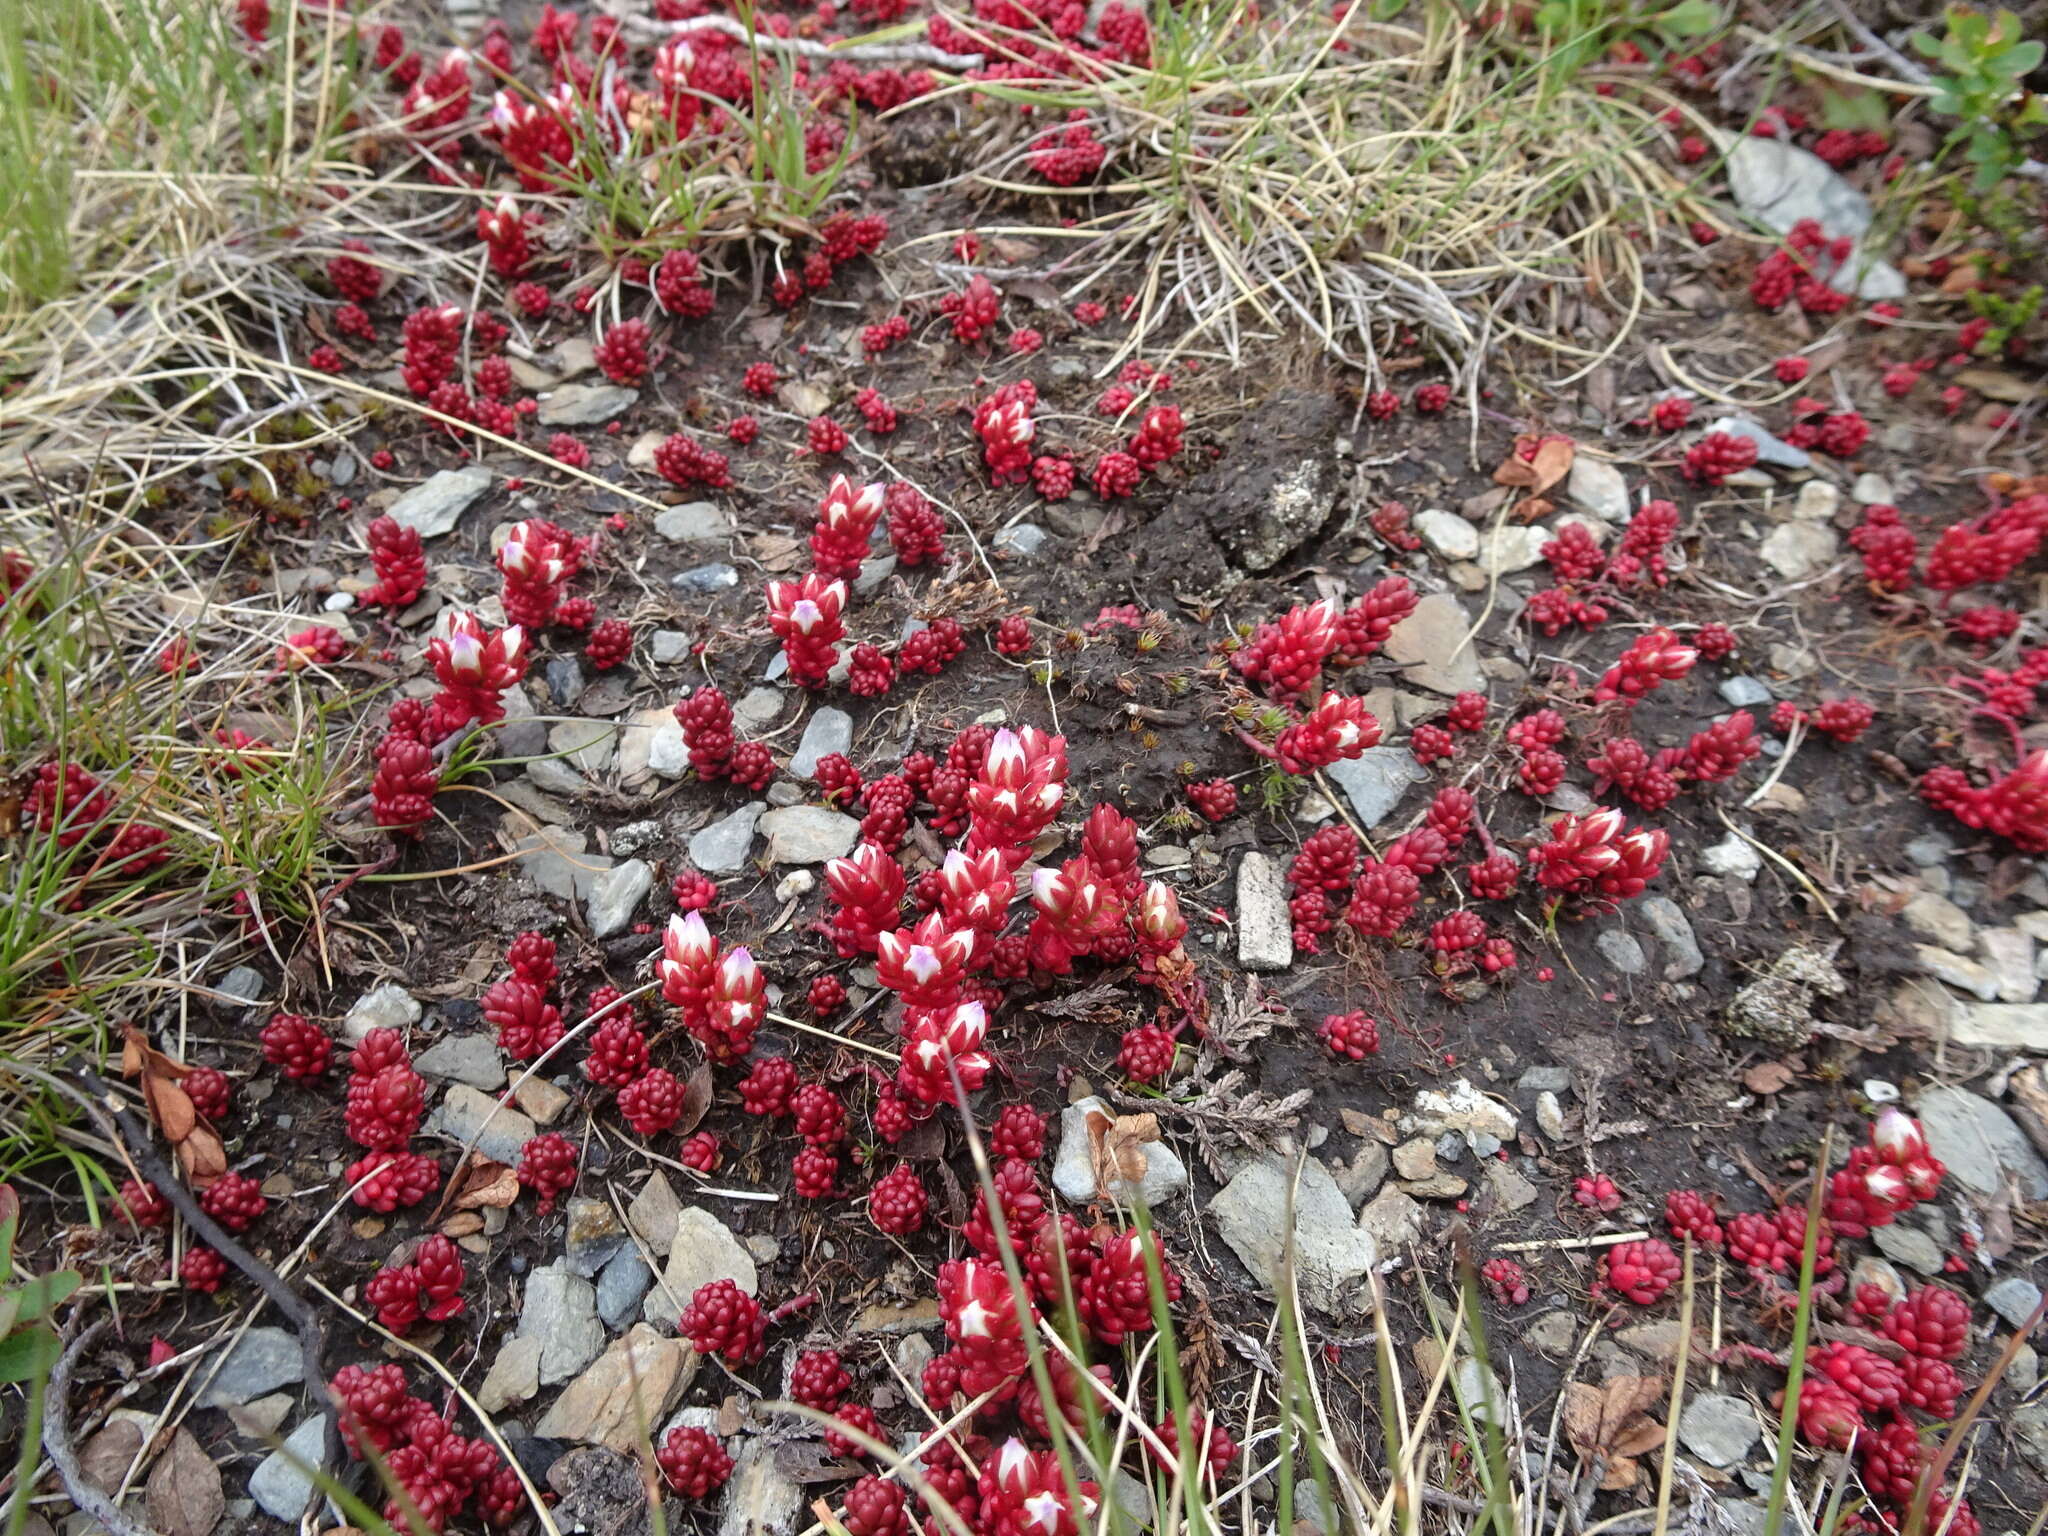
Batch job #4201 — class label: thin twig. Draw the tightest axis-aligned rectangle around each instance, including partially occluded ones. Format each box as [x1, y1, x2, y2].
[43, 1320, 160, 1536]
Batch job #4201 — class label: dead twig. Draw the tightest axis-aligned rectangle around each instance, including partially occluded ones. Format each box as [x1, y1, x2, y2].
[43, 1319, 161, 1536]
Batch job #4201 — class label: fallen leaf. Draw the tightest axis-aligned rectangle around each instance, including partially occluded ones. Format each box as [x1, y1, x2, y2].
[451, 1157, 521, 1211]
[79, 1421, 142, 1495]
[145, 1427, 224, 1536]
[676, 1063, 714, 1139]
[1955, 368, 2040, 403]
[124, 1027, 226, 1189]
[1086, 1110, 1158, 1197]
[1563, 1376, 1666, 1489]
[750, 532, 806, 573]
[1743, 1060, 1797, 1095]
[1527, 438, 1575, 492]
[438, 1212, 485, 1238]
[1339, 1108, 1373, 1137]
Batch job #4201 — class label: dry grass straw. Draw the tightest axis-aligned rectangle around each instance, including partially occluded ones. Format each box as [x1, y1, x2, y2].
[909, 1, 1696, 400]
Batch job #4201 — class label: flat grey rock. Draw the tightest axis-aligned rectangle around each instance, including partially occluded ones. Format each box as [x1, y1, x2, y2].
[597, 1245, 654, 1329]
[549, 718, 617, 775]
[425, 1084, 537, 1166]
[218, 965, 267, 1004]
[1916, 1085, 2048, 1198]
[1384, 592, 1485, 694]
[389, 467, 491, 538]
[539, 383, 637, 426]
[564, 1195, 631, 1279]
[758, 804, 860, 864]
[690, 802, 765, 873]
[1639, 896, 1704, 979]
[517, 1259, 605, 1385]
[527, 757, 593, 800]
[1051, 1097, 1188, 1207]
[734, 687, 785, 733]
[511, 824, 611, 900]
[1209, 1153, 1378, 1313]
[1323, 747, 1429, 828]
[1719, 676, 1773, 708]
[1680, 1394, 1761, 1468]
[587, 859, 653, 939]
[717, 1434, 806, 1536]
[1477, 523, 1549, 576]
[993, 522, 1046, 559]
[1978, 927, 2037, 1004]
[673, 563, 739, 594]
[1596, 928, 1645, 975]
[1984, 1275, 2044, 1331]
[249, 1416, 328, 1521]
[1704, 417, 1810, 470]
[344, 982, 421, 1042]
[1901, 891, 1972, 950]
[1951, 1003, 2048, 1051]
[645, 1208, 757, 1329]
[789, 708, 853, 779]
[651, 630, 691, 664]
[1235, 852, 1292, 972]
[1759, 521, 1839, 581]
[1719, 135, 1905, 300]
[855, 555, 896, 594]
[201, 1326, 304, 1407]
[1567, 456, 1631, 523]
[616, 706, 685, 786]
[1413, 509, 1478, 561]
[1701, 833, 1762, 881]
[1871, 1223, 1944, 1276]
[654, 501, 732, 543]
[1231, 459, 1330, 573]
[414, 1034, 506, 1090]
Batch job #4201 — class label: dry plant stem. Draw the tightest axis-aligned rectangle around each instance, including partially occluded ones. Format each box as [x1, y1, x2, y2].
[61, 1064, 337, 1496]
[43, 1319, 158, 1536]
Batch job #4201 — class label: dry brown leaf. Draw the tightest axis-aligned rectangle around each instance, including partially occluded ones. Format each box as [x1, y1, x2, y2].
[1339, 1108, 1373, 1137]
[677, 1062, 715, 1139]
[439, 1212, 485, 1238]
[1086, 1110, 1158, 1197]
[750, 532, 806, 573]
[1563, 1376, 1666, 1489]
[145, 1427, 224, 1536]
[1955, 368, 2040, 403]
[79, 1421, 142, 1495]
[451, 1157, 521, 1211]
[1743, 1060, 1796, 1095]
[124, 1026, 226, 1188]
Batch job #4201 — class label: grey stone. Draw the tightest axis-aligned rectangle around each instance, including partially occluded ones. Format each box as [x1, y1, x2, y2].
[1051, 1096, 1188, 1207]
[1209, 1154, 1379, 1312]
[1477, 523, 1549, 576]
[1718, 134, 1905, 299]
[539, 383, 637, 426]
[1535, 1091, 1567, 1139]
[425, 1084, 537, 1165]
[1596, 928, 1646, 975]
[218, 965, 267, 1004]
[651, 630, 691, 664]
[1402, 1080, 1518, 1143]
[1871, 1223, 1945, 1276]
[1235, 852, 1293, 972]
[498, 683, 547, 758]
[734, 687, 784, 733]
[597, 1246, 655, 1330]
[1792, 480, 1840, 520]
[1486, 1161, 1539, 1211]
[1918, 1085, 2048, 1198]
[527, 756, 593, 800]
[1701, 833, 1762, 881]
[616, 706, 684, 786]
[789, 708, 853, 779]
[1232, 459, 1330, 573]
[993, 522, 1047, 559]
[1567, 456, 1631, 523]
[511, 824, 611, 900]
[855, 555, 896, 595]
[1384, 592, 1486, 694]
[1914, 945, 1998, 1001]
[2017, 1402, 2048, 1478]
[645, 1209, 757, 1329]
[628, 1173, 682, 1254]
[249, 1416, 328, 1521]
[1951, 1003, 2048, 1051]
[344, 982, 421, 1042]
[758, 805, 860, 864]
[1639, 896, 1704, 979]
[1413, 509, 1479, 561]
[1978, 927, 2037, 1003]
[1329, 1143, 1390, 1209]
[200, 1327, 304, 1407]
[544, 656, 585, 708]
[1719, 676, 1773, 708]
[689, 802, 765, 874]
[1703, 416, 1810, 470]
[716, 1435, 806, 1536]
[673, 563, 740, 594]
[329, 452, 357, 487]
[1323, 747, 1429, 829]
[1984, 1276, 2044, 1331]
[414, 1034, 506, 1090]
[1759, 521, 1839, 581]
[1902, 891, 1973, 950]
[1517, 1066, 1572, 1094]
[1850, 473, 1892, 505]
[587, 859, 654, 939]
[478, 1336, 544, 1413]
[1526, 1311, 1578, 1356]
[549, 718, 617, 775]
[564, 1196, 630, 1279]
[1455, 1357, 1509, 1425]
[389, 466, 492, 538]
[516, 1260, 606, 1385]
[653, 501, 732, 543]
[1679, 1394, 1761, 1468]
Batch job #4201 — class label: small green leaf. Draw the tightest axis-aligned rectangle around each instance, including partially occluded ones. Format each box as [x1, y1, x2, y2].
[0, 1325, 61, 1385]
[1654, 0, 1721, 39]
[1911, 30, 1941, 57]
[11, 1269, 82, 1323]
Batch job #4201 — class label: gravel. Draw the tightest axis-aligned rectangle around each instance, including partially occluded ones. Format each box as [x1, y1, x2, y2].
[388, 466, 492, 537]
[343, 982, 421, 1042]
